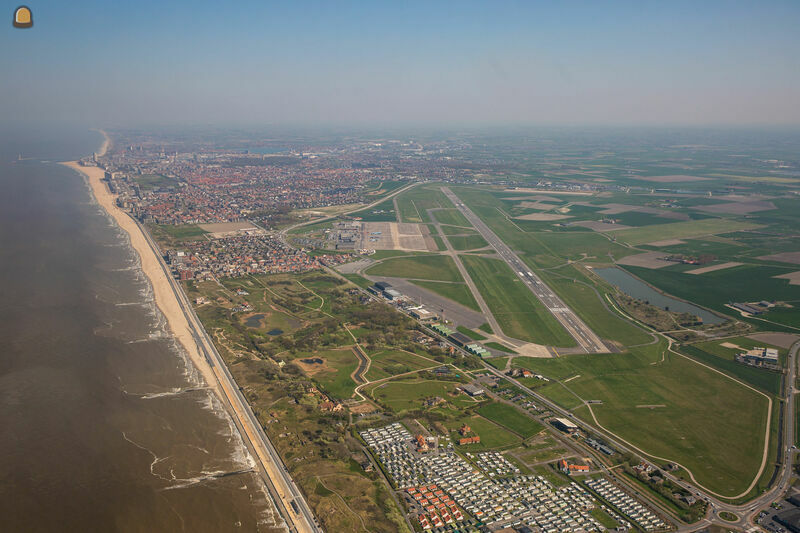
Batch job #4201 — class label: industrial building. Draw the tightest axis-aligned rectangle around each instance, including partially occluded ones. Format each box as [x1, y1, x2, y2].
[551, 417, 579, 434]
[459, 384, 485, 397]
[737, 346, 779, 369]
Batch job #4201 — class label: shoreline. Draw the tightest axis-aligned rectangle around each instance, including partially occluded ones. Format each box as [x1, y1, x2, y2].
[61, 131, 314, 533]
[60, 158, 221, 397]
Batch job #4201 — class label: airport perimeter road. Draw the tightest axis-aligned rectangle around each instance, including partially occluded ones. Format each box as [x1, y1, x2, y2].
[441, 187, 607, 353]
[139, 221, 321, 533]
[712, 339, 800, 530]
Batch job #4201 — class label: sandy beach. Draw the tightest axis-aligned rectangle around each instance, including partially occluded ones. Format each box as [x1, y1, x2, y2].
[61, 137, 219, 395]
[62, 132, 314, 532]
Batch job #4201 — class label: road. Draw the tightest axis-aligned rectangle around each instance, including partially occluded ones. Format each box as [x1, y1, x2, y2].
[441, 187, 607, 353]
[279, 180, 422, 237]
[486, 339, 800, 532]
[138, 219, 321, 533]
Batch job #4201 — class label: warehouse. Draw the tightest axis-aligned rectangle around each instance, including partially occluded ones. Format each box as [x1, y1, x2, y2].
[551, 417, 578, 434]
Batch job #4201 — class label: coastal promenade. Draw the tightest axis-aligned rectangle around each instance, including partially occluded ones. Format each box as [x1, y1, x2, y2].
[63, 137, 319, 533]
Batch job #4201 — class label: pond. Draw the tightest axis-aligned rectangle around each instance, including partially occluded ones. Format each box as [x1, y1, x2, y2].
[300, 358, 323, 365]
[244, 314, 265, 328]
[266, 328, 283, 336]
[593, 267, 724, 325]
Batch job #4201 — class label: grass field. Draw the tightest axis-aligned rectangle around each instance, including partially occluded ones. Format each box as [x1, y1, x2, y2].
[352, 198, 397, 222]
[476, 402, 543, 438]
[440, 224, 478, 236]
[692, 336, 786, 363]
[368, 379, 475, 412]
[296, 347, 360, 399]
[134, 173, 174, 190]
[461, 255, 576, 347]
[680, 344, 781, 395]
[456, 325, 487, 340]
[341, 273, 373, 289]
[364, 349, 435, 381]
[149, 223, 208, 245]
[447, 234, 489, 251]
[614, 219, 762, 246]
[433, 209, 472, 227]
[409, 280, 481, 311]
[539, 266, 653, 346]
[484, 342, 517, 354]
[366, 255, 463, 282]
[449, 187, 636, 263]
[443, 415, 521, 450]
[395, 185, 455, 223]
[506, 341, 770, 497]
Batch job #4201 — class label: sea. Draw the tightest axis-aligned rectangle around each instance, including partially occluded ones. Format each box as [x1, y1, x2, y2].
[0, 126, 285, 532]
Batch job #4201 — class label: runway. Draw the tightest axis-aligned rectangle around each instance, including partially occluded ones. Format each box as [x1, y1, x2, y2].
[441, 187, 607, 354]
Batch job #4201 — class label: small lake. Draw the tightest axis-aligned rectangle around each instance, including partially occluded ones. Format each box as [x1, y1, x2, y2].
[593, 267, 724, 325]
[244, 314, 265, 328]
[267, 328, 283, 336]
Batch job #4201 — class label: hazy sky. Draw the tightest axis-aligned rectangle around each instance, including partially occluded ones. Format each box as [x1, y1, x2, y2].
[3, 0, 800, 127]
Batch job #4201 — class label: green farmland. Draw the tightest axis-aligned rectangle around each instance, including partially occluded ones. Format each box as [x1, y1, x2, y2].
[613, 219, 763, 246]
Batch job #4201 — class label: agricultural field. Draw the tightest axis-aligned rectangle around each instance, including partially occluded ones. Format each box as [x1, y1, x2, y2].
[461, 254, 576, 346]
[623, 263, 800, 327]
[613, 219, 763, 246]
[506, 341, 771, 497]
[365, 254, 463, 282]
